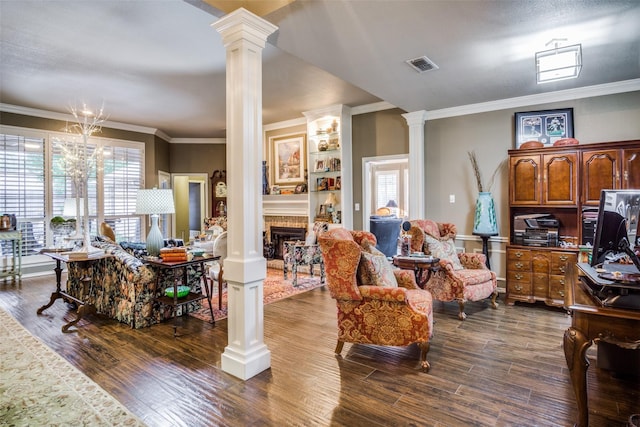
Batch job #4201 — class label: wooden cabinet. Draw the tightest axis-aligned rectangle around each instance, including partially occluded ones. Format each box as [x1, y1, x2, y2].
[509, 150, 577, 206]
[582, 145, 640, 205]
[505, 246, 576, 306]
[507, 140, 639, 307]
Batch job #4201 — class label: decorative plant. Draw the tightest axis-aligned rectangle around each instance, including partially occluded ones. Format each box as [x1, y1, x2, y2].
[55, 102, 107, 252]
[467, 150, 506, 193]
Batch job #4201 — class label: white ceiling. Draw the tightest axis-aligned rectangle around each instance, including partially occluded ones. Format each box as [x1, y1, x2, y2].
[1, 0, 639, 139]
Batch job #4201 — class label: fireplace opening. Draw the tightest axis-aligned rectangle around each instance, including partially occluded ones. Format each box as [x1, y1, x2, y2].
[269, 226, 306, 260]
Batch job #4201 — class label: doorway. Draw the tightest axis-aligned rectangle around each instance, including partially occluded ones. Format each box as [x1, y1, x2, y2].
[172, 173, 209, 243]
[362, 155, 409, 231]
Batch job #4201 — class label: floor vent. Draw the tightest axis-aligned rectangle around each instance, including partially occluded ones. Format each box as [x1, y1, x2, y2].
[406, 56, 439, 73]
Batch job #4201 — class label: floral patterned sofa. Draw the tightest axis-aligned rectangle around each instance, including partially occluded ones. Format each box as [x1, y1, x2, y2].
[65, 239, 204, 329]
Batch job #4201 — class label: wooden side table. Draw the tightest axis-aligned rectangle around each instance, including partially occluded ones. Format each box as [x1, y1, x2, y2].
[0, 230, 22, 281]
[145, 254, 219, 336]
[38, 249, 112, 332]
[392, 255, 440, 289]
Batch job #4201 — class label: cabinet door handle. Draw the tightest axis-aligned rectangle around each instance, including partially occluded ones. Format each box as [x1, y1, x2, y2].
[559, 255, 568, 261]
[559, 279, 565, 285]
[515, 262, 523, 269]
[515, 285, 523, 291]
[515, 252, 523, 258]
[624, 170, 628, 182]
[515, 274, 523, 280]
[559, 290, 565, 297]
[559, 266, 566, 273]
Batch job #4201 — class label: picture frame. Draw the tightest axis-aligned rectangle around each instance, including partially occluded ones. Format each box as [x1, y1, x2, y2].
[514, 108, 574, 148]
[272, 134, 306, 185]
[318, 204, 327, 215]
[335, 176, 341, 190]
[316, 177, 329, 191]
[294, 183, 307, 194]
[315, 159, 326, 172]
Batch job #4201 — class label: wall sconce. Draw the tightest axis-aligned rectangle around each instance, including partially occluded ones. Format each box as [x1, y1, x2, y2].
[536, 40, 582, 84]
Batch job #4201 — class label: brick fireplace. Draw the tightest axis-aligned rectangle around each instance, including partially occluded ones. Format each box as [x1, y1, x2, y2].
[264, 215, 309, 269]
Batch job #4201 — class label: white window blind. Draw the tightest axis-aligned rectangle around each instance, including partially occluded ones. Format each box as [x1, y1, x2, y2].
[0, 128, 145, 256]
[101, 144, 144, 242]
[375, 170, 399, 211]
[0, 133, 46, 255]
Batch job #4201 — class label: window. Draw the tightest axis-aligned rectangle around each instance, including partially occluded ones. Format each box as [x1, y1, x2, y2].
[0, 132, 46, 256]
[0, 126, 145, 257]
[375, 170, 399, 213]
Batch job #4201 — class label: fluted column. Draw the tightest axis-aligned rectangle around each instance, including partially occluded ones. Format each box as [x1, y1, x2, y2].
[402, 110, 427, 219]
[212, 8, 277, 380]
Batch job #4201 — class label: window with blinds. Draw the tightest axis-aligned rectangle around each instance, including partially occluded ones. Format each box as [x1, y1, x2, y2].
[0, 128, 145, 256]
[375, 170, 399, 212]
[0, 133, 46, 256]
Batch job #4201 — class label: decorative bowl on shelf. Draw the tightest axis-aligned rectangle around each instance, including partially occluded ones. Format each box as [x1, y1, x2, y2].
[190, 249, 205, 257]
[165, 285, 190, 299]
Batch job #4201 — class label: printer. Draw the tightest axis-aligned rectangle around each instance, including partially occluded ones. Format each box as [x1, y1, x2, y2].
[513, 213, 560, 247]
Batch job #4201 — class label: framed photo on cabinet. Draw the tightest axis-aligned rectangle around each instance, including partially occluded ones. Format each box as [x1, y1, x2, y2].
[272, 134, 306, 185]
[514, 108, 574, 148]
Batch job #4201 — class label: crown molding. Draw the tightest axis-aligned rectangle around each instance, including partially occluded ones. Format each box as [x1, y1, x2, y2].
[0, 103, 165, 137]
[263, 116, 306, 131]
[170, 137, 226, 144]
[351, 101, 396, 115]
[426, 79, 640, 120]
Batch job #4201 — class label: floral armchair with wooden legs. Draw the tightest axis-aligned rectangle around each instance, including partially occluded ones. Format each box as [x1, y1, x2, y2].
[318, 228, 434, 371]
[408, 219, 498, 320]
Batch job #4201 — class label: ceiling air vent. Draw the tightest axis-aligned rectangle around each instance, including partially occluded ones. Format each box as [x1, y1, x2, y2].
[406, 56, 439, 73]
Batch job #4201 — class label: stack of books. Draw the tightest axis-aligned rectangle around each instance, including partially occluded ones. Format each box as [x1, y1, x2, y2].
[160, 247, 188, 262]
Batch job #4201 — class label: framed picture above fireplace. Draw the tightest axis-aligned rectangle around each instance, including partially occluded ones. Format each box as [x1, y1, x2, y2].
[271, 134, 306, 185]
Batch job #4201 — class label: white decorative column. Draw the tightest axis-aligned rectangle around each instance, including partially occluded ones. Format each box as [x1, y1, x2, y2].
[212, 8, 277, 380]
[402, 110, 427, 219]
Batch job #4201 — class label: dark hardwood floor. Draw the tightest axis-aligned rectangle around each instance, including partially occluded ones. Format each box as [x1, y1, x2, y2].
[1, 272, 638, 426]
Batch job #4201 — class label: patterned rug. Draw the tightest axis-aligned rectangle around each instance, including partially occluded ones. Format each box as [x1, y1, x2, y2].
[0, 307, 146, 427]
[189, 268, 325, 323]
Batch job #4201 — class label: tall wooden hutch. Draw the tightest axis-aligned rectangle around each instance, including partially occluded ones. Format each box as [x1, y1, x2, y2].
[506, 139, 640, 307]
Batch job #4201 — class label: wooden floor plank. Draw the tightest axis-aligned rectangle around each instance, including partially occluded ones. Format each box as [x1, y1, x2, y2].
[1, 273, 639, 426]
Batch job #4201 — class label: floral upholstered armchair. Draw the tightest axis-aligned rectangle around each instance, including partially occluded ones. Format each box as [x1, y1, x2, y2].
[408, 219, 498, 320]
[283, 222, 328, 286]
[318, 228, 434, 371]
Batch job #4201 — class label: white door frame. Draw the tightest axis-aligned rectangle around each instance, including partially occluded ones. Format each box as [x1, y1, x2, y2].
[361, 154, 409, 231]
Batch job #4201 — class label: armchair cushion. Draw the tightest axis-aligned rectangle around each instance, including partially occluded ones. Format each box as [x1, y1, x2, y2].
[424, 235, 464, 270]
[358, 250, 398, 288]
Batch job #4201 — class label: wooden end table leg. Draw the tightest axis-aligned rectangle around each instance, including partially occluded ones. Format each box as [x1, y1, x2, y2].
[37, 259, 64, 314]
[563, 326, 591, 427]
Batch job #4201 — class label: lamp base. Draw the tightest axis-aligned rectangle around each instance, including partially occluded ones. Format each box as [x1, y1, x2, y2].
[146, 214, 164, 257]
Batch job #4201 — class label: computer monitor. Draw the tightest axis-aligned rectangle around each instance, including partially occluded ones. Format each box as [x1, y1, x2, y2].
[590, 189, 640, 268]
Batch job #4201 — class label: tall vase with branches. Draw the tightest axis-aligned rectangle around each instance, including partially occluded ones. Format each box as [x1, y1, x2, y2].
[56, 103, 106, 254]
[468, 151, 505, 236]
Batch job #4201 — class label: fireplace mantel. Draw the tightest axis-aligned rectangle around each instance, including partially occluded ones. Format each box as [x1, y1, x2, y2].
[262, 194, 308, 217]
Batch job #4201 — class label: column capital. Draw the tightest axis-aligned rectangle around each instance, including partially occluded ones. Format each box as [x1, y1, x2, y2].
[402, 110, 428, 127]
[212, 7, 278, 48]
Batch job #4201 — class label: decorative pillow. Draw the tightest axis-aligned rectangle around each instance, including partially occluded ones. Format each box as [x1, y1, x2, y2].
[424, 235, 464, 270]
[357, 242, 398, 287]
[361, 239, 385, 257]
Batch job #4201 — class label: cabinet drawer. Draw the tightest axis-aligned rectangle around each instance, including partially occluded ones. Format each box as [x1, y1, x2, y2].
[508, 249, 531, 262]
[549, 275, 567, 300]
[507, 271, 532, 296]
[551, 252, 577, 275]
[507, 259, 531, 271]
[533, 273, 548, 297]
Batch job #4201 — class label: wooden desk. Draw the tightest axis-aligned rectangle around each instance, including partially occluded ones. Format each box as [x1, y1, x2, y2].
[38, 249, 112, 332]
[0, 230, 22, 281]
[564, 263, 640, 427]
[145, 255, 219, 336]
[392, 255, 440, 288]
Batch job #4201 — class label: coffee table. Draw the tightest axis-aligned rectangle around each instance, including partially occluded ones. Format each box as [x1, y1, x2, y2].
[392, 255, 440, 289]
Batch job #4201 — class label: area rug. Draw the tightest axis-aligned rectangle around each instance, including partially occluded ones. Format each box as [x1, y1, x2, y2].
[190, 268, 325, 323]
[0, 306, 146, 427]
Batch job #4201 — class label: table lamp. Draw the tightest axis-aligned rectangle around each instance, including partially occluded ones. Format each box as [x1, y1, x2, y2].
[136, 188, 175, 256]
